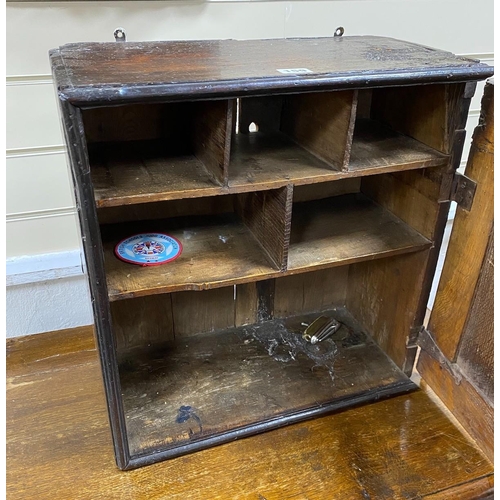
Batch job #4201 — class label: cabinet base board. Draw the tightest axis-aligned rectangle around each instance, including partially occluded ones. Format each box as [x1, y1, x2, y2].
[119, 307, 417, 466]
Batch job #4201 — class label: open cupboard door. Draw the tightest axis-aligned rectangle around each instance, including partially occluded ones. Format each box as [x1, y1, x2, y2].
[417, 80, 494, 463]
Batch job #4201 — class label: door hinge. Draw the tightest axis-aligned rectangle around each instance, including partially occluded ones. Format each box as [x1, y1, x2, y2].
[451, 172, 477, 211]
[417, 328, 463, 385]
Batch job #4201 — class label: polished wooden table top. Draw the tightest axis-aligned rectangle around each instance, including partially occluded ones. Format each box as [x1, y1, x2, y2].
[7, 327, 493, 500]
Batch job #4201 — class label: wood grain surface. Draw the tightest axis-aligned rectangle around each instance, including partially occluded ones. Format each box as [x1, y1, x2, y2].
[50, 37, 493, 105]
[7, 327, 493, 499]
[281, 90, 356, 169]
[417, 346, 494, 463]
[118, 308, 413, 457]
[235, 186, 293, 271]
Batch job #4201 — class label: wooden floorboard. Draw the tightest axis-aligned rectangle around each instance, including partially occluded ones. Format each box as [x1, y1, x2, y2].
[7, 327, 493, 500]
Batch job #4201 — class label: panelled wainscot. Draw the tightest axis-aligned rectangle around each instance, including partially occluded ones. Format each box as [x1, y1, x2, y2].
[50, 36, 494, 470]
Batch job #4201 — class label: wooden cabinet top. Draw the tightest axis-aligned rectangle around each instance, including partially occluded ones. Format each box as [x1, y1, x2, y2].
[50, 36, 493, 105]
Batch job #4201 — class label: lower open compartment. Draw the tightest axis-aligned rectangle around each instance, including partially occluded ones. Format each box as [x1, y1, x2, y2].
[111, 254, 428, 461]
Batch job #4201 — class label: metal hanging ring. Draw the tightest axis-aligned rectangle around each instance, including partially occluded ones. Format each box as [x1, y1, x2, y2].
[334, 27, 345, 37]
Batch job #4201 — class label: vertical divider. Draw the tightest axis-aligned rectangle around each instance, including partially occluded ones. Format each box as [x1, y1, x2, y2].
[235, 184, 293, 272]
[192, 99, 234, 186]
[281, 90, 358, 171]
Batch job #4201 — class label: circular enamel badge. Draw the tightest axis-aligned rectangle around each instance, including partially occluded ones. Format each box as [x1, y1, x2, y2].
[115, 233, 182, 266]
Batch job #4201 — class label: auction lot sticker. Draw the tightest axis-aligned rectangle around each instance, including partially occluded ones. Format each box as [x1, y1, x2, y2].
[115, 233, 182, 266]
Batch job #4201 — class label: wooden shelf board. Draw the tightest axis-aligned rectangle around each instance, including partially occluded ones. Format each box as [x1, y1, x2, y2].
[91, 122, 448, 209]
[288, 194, 431, 270]
[90, 140, 226, 208]
[118, 308, 415, 457]
[104, 194, 431, 301]
[348, 118, 448, 171]
[103, 213, 277, 301]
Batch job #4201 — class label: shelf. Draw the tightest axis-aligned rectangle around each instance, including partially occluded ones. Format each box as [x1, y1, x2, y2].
[102, 213, 277, 301]
[348, 119, 448, 171]
[288, 194, 431, 270]
[118, 308, 416, 457]
[103, 193, 431, 301]
[91, 120, 448, 209]
[90, 140, 224, 208]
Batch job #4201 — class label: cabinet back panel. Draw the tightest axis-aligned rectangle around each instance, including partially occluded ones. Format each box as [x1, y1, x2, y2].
[274, 267, 348, 319]
[292, 178, 360, 203]
[83, 103, 191, 147]
[97, 196, 236, 225]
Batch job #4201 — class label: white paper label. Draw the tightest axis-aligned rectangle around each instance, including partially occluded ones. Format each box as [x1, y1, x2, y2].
[276, 68, 313, 75]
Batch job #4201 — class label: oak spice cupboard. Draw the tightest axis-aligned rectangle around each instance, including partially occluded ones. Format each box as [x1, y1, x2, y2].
[50, 36, 494, 470]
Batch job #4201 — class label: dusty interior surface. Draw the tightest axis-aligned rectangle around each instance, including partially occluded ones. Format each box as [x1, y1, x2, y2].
[119, 308, 413, 457]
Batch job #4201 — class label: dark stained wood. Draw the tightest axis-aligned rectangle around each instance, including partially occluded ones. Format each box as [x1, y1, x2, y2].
[346, 251, 429, 371]
[274, 267, 348, 318]
[110, 295, 174, 357]
[457, 230, 494, 401]
[192, 99, 233, 186]
[288, 194, 431, 271]
[6, 328, 493, 499]
[235, 186, 293, 271]
[101, 194, 431, 301]
[171, 287, 235, 338]
[417, 346, 494, 463]
[49, 38, 493, 105]
[57, 100, 129, 469]
[92, 121, 448, 209]
[429, 81, 494, 360]
[117, 308, 415, 457]
[281, 90, 356, 170]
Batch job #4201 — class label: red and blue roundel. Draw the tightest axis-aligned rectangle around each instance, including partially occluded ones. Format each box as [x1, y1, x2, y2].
[115, 233, 182, 266]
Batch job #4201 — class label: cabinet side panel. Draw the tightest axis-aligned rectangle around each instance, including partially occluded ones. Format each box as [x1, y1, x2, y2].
[172, 287, 235, 337]
[281, 90, 357, 170]
[58, 100, 130, 469]
[346, 251, 429, 370]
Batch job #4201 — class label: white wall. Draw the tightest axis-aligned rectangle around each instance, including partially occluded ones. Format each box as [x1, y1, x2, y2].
[6, 0, 494, 336]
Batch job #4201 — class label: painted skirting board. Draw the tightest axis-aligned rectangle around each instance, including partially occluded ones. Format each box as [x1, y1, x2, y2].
[6, 250, 93, 337]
